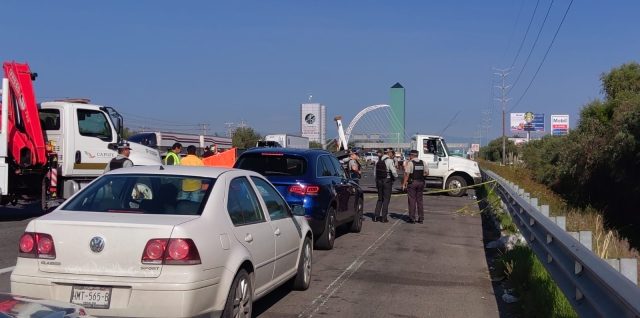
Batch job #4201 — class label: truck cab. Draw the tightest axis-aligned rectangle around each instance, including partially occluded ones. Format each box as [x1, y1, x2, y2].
[411, 135, 482, 196]
[40, 100, 161, 198]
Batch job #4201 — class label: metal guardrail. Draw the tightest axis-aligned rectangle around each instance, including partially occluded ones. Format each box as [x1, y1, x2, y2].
[484, 170, 640, 318]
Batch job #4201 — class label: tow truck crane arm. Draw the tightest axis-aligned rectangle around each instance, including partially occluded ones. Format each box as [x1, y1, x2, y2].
[1, 62, 46, 167]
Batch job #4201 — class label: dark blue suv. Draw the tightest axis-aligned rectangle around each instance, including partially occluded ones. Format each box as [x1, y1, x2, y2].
[234, 148, 363, 250]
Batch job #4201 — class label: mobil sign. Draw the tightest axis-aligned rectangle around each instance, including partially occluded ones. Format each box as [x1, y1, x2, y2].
[551, 115, 569, 136]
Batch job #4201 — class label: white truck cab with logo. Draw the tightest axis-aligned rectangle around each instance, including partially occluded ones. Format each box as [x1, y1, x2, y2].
[40, 100, 161, 198]
[411, 135, 482, 196]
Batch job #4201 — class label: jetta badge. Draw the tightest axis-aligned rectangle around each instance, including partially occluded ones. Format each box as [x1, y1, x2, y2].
[89, 236, 105, 253]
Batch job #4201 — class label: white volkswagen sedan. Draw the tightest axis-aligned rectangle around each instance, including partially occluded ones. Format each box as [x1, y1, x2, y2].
[11, 166, 313, 318]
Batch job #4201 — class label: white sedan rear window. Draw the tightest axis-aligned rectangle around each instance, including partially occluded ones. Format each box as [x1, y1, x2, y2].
[62, 174, 215, 215]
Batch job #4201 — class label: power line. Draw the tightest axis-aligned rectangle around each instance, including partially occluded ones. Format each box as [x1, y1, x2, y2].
[509, 0, 574, 112]
[508, 0, 541, 68]
[501, 0, 528, 61]
[509, 0, 555, 94]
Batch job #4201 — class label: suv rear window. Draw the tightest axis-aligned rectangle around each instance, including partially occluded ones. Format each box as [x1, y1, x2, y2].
[235, 153, 307, 177]
[62, 174, 214, 215]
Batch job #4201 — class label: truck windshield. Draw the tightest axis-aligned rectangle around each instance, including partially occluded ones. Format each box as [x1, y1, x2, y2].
[438, 139, 450, 157]
[77, 109, 113, 141]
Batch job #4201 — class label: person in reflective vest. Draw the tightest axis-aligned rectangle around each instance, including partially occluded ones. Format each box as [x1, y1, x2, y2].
[164, 142, 182, 165]
[104, 141, 134, 172]
[374, 148, 398, 223]
[402, 149, 428, 223]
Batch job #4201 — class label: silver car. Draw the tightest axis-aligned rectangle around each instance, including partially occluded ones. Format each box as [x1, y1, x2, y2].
[11, 166, 313, 318]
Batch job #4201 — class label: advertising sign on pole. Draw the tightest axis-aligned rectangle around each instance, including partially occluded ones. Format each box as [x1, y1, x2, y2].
[551, 115, 570, 136]
[510, 112, 545, 132]
[471, 143, 480, 152]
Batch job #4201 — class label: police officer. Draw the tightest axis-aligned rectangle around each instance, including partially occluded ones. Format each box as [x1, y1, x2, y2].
[373, 148, 398, 222]
[164, 142, 182, 165]
[104, 141, 134, 172]
[402, 149, 428, 223]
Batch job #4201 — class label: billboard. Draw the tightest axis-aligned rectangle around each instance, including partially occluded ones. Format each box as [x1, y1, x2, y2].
[510, 112, 545, 132]
[301, 103, 326, 144]
[551, 115, 569, 136]
[471, 143, 480, 152]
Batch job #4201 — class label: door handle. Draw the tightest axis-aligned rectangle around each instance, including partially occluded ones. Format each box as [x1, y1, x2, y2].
[244, 234, 253, 243]
[274, 228, 281, 236]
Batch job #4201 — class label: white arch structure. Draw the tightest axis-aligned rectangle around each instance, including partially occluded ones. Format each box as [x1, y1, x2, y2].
[344, 104, 390, 144]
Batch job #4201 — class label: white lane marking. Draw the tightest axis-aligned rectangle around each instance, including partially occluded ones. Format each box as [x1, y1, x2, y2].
[298, 218, 401, 318]
[0, 266, 15, 275]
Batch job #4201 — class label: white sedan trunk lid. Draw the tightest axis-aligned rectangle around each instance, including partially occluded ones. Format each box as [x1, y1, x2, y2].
[34, 211, 197, 278]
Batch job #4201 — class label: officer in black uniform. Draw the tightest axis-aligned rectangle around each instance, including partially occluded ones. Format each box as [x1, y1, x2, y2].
[104, 141, 134, 172]
[402, 149, 428, 223]
[373, 148, 398, 222]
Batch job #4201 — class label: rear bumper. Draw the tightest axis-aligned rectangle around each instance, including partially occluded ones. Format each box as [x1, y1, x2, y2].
[11, 271, 225, 318]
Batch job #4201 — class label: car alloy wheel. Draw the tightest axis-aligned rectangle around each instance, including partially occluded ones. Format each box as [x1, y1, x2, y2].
[293, 237, 312, 290]
[328, 212, 336, 244]
[303, 240, 312, 285]
[232, 274, 252, 318]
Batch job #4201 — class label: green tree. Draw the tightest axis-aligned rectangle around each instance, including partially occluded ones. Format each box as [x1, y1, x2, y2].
[309, 141, 323, 149]
[602, 62, 640, 100]
[479, 137, 517, 163]
[232, 127, 261, 149]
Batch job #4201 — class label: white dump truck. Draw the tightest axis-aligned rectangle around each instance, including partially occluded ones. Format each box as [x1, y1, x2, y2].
[411, 134, 482, 196]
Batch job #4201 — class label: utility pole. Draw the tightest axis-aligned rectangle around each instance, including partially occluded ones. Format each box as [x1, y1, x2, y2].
[494, 68, 511, 165]
[224, 122, 235, 138]
[200, 123, 208, 136]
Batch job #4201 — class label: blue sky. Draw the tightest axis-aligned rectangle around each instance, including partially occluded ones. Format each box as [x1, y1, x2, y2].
[2, 1, 639, 144]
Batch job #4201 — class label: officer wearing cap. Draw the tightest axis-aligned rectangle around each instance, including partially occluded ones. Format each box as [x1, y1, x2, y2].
[104, 141, 134, 172]
[402, 149, 428, 223]
[373, 148, 398, 222]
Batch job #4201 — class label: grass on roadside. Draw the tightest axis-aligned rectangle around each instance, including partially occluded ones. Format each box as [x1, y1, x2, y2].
[496, 246, 577, 318]
[479, 160, 638, 259]
[477, 182, 518, 235]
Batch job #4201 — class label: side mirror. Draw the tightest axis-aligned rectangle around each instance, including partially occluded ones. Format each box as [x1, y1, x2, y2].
[108, 143, 118, 151]
[291, 205, 306, 217]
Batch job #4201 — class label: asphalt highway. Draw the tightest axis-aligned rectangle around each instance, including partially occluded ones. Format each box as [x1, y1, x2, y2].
[0, 170, 500, 317]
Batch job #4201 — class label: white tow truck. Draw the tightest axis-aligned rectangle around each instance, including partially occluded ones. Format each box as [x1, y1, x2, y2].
[1, 61, 161, 210]
[411, 134, 482, 196]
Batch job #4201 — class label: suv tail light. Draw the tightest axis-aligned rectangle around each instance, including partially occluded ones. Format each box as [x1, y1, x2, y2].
[289, 184, 320, 196]
[19, 232, 56, 259]
[142, 238, 201, 265]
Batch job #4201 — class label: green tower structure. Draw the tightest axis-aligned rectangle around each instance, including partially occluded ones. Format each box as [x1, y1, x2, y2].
[390, 82, 405, 143]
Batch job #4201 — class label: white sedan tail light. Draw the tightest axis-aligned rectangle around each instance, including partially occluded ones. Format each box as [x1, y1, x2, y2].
[141, 238, 201, 265]
[19, 232, 56, 259]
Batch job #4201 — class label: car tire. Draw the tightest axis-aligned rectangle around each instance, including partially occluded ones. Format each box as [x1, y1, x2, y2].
[292, 237, 312, 290]
[348, 197, 363, 233]
[446, 176, 467, 197]
[315, 207, 336, 250]
[222, 269, 252, 318]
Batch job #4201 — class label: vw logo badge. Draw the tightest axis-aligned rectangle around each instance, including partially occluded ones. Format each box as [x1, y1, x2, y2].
[89, 236, 105, 253]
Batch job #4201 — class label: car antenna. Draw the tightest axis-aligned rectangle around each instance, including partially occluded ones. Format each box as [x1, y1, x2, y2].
[159, 166, 165, 170]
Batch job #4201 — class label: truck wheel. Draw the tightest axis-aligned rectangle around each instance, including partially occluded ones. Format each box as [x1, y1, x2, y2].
[446, 176, 467, 197]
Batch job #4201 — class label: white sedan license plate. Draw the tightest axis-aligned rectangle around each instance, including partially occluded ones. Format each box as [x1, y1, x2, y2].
[70, 285, 112, 309]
